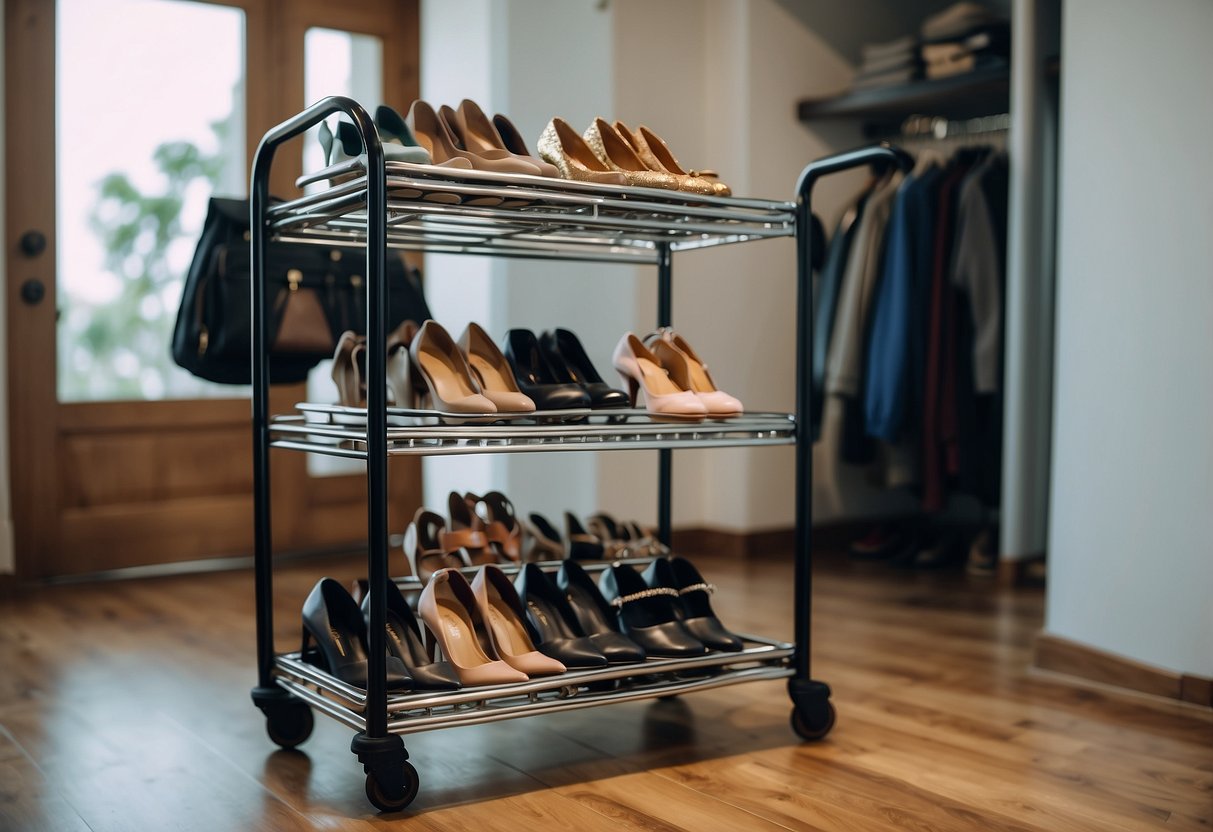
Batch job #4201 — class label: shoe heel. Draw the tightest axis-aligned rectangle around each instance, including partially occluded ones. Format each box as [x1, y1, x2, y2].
[301, 626, 323, 668]
[619, 372, 640, 408]
[422, 625, 444, 662]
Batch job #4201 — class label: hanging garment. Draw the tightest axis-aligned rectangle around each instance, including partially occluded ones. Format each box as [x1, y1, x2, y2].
[863, 165, 940, 441]
[811, 188, 870, 441]
[950, 152, 1006, 394]
[825, 170, 903, 398]
[826, 170, 903, 466]
[921, 159, 976, 512]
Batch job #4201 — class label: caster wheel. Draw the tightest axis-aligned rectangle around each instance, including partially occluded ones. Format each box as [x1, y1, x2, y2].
[365, 761, 419, 813]
[791, 702, 836, 741]
[265, 703, 314, 749]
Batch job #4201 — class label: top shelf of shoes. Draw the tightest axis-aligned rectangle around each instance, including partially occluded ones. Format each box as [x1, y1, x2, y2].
[268, 161, 797, 265]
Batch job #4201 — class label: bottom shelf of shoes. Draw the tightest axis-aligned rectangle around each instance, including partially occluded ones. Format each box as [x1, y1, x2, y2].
[272, 634, 794, 735]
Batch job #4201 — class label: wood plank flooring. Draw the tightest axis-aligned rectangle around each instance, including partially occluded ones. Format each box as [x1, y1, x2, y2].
[0, 548, 1209, 830]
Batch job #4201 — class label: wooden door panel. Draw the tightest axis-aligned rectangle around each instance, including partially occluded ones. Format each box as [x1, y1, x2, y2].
[61, 429, 253, 508]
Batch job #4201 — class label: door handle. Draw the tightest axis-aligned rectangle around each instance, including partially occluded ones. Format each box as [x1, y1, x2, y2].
[20, 278, 46, 306]
[19, 230, 47, 257]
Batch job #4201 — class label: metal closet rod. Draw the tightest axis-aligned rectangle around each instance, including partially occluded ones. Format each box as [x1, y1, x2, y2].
[900, 112, 1011, 139]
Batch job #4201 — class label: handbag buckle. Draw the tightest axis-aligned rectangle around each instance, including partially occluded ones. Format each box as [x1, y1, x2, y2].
[198, 326, 209, 357]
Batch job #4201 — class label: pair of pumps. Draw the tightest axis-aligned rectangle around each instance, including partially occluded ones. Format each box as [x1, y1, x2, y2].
[319, 98, 556, 178]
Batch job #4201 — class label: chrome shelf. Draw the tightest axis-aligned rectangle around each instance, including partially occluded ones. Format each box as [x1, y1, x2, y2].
[272, 633, 794, 733]
[272, 161, 796, 264]
[268, 404, 796, 458]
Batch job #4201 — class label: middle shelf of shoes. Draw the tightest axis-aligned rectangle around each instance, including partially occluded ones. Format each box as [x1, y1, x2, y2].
[270, 406, 796, 458]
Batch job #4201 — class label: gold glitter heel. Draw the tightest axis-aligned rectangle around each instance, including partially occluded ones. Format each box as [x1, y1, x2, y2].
[613, 120, 728, 196]
[581, 118, 682, 191]
[536, 118, 628, 185]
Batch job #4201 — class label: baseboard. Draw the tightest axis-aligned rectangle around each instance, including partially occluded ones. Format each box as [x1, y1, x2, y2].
[1034, 632, 1213, 708]
[998, 554, 1046, 587]
[671, 526, 793, 558]
[670, 522, 882, 558]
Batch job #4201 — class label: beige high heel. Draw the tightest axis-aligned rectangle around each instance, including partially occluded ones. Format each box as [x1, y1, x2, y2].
[331, 331, 366, 407]
[613, 121, 729, 197]
[645, 328, 743, 417]
[536, 118, 628, 185]
[457, 323, 535, 414]
[450, 100, 559, 177]
[611, 332, 707, 420]
[581, 119, 685, 191]
[471, 565, 566, 677]
[411, 100, 540, 177]
[418, 569, 529, 686]
[407, 320, 497, 416]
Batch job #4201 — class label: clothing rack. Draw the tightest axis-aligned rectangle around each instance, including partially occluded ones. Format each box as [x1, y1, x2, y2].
[248, 95, 912, 812]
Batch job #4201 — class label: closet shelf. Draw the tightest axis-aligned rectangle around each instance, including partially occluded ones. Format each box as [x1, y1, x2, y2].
[797, 65, 1010, 136]
[269, 405, 796, 458]
[272, 634, 794, 732]
[272, 162, 795, 265]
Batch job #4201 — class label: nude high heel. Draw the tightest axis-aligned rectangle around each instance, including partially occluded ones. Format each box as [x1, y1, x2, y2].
[645, 328, 743, 417]
[409, 99, 539, 177]
[611, 333, 706, 420]
[417, 568, 529, 686]
[536, 118, 628, 185]
[457, 322, 535, 414]
[450, 100, 558, 177]
[331, 331, 366, 407]
[407, 320, 497, 416]
[471, 565, 566, 676]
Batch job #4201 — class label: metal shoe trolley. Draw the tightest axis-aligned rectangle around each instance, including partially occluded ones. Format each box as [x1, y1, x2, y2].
[248, 96, 911, 812]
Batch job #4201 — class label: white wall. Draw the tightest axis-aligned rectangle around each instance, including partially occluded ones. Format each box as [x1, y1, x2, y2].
[1046, 0, 1213, 676]
[415, 0, 923, 533]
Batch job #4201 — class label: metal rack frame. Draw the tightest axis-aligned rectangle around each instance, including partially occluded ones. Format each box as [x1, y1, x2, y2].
[249, 95, 911, 812]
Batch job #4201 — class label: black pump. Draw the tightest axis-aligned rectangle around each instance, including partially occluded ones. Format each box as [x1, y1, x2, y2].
[598, 564, 707, 658]
[644, 557, 744, 652]
[557, 560, 647, 664]
[541, 328, 629, 409]
[502, 329, 591, 411]
[355, 580, 462, 690]
[513, 564, 608, 668]
[301, 578, 413, 690]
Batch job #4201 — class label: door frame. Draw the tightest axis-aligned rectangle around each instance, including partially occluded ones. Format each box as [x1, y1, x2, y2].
[4, 0, 421, 578]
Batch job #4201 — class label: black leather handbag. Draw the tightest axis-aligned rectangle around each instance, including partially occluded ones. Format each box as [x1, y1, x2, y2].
[171, 197, 431, 385]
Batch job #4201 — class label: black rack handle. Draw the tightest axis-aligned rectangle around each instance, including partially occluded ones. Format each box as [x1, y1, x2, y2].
[250, 97, 394, 737]
[792, 142, 913, 682]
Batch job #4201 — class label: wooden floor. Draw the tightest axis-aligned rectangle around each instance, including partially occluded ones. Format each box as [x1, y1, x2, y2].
[1, 547, 1210, 831]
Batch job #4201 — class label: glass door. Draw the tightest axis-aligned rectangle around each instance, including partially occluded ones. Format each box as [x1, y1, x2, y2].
[5, 0, 422, 577]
